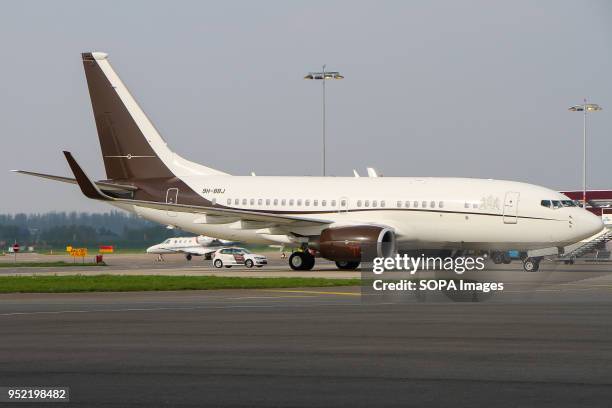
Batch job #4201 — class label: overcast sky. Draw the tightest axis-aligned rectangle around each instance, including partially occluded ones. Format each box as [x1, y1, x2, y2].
[1, 0, 611, 213]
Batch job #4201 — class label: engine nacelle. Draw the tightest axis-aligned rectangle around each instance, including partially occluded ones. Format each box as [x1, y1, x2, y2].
[319, 226, 396, 262]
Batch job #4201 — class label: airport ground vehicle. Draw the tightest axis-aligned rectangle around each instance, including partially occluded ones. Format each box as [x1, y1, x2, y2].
[15, 52, 604, 273]
[212, 247, 267, 268]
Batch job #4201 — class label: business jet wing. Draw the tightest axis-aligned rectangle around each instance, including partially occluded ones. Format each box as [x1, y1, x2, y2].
[63, 151, 332, 227]
[11, 170, 138, 192]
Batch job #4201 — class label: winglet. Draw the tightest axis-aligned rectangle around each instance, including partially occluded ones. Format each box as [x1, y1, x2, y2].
[63, 151, 112, 201]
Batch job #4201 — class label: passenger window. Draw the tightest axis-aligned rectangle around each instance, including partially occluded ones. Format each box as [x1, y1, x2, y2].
[313, 200, 318, 206]
[357, 200, 362, 207]
[365, 200, 370, 208]
[281, 199, 286, 206]
[396, 201, 402, 208]
[297, 199, 302, 206]
[414, 201, 418, 208]
[381, 200, 385, 208]
[405, 201, 410, 208]
[227, 198, 231, 205]
[257, 199, 262, 205]
[235, 198, 239, 205]
[266, 199, 270, 206]
[322, 200, 327, 206]
[430, 201, 435, 208]
[289, 199, 294, 206]
[422, 201, 427, 208]
[439, 201, 444, 208]
[464, 202, 470, 209]
[341, 199, 346, 207]
[250, 199, 255, 205]
[473, 203, 478, 209]
[541, 200, 551, 208]
[273, 199, 278, 205]
[331, 200, 336, 207]
[372, 200, 378, 208]
[305, 199, 310, 206]
[242, 199, 247, 205]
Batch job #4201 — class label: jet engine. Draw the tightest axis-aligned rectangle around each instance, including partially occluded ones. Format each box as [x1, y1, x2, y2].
[318, 225, 396, 262]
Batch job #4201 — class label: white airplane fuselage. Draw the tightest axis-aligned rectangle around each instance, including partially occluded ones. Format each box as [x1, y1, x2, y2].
[116, 175, 603, 252]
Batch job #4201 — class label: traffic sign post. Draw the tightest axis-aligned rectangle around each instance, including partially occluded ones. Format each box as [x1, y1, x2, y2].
[12, 243, 20, 263]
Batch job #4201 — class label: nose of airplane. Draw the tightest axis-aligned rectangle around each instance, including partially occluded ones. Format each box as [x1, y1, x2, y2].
[575, 210, 604, 241]
[146, 246, 155, 253]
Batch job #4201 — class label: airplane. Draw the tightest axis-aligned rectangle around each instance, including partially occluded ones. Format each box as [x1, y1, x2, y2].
[13, 52, 604, 272]
[146, 235, 235, 261]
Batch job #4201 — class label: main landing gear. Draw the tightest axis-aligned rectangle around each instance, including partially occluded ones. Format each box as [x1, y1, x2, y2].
[185, 254, 192, 261]
[289, 251, 315, 271]
[522, 257, 542, 272]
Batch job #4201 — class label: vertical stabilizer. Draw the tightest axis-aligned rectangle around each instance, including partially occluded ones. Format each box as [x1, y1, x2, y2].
[81, 52, 228, 180]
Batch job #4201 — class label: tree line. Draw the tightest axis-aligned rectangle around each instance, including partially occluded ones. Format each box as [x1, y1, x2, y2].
[0, 211, 187, 249]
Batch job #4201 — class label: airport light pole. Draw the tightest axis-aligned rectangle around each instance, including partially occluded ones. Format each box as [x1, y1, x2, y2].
[568, 100, 602, 207]
[304, 66, 344, 176]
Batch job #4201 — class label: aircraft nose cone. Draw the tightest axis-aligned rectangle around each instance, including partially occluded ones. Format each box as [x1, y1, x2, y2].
[585, 211, 604, 235]
[575, 210, 604, 241]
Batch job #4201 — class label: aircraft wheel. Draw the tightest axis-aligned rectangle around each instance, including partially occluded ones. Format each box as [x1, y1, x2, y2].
[289, 252, 315, 271]
[491, 252, 504, 264]
[523, 257, 540, 272]
[214, 259, 223, 268]
[502, 253, 512, 264]
[335, 260, 360, 270]
[186, 254, 192, 261]
[245, 259, 254, 268]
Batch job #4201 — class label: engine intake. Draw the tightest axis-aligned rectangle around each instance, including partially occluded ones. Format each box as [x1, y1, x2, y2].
[319, 225, 395, 262]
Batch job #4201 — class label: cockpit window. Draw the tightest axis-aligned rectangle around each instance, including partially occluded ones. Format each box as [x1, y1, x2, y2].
[541, 200, 551, 208]
[551, 200, 562, 209]
[163, 239, 172, 243]
[561, 200, 576, 207]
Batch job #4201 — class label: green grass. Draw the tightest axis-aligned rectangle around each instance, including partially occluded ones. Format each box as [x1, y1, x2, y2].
[0, 275, 360, 293]
[0, 261, 105, 268]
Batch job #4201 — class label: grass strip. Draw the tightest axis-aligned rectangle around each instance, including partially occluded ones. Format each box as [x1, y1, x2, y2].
[0, 275, 360, 293]
[0, 262, 104, 268]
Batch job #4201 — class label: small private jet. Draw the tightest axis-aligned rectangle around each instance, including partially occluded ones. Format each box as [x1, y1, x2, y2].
[146, 235, 234, 261]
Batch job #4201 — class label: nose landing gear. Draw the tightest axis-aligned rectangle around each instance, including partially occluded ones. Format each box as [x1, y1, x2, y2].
[522, 257, 542, 272]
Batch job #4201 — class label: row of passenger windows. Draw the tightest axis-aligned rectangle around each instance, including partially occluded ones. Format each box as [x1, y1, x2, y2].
[541, 199, 577, 209]
[226, 198, 342, 207]
[223, 198, 446, 209]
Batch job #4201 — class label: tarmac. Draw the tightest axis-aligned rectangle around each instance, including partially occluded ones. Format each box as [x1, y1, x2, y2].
[0, 253, 611, 406]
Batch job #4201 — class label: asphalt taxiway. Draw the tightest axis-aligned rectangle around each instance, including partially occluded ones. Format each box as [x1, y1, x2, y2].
[1, 283, 612, 407]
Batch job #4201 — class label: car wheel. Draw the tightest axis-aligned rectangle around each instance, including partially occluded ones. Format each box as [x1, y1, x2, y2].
[214, 259, 223, 268]
[245, 259, 254, 268]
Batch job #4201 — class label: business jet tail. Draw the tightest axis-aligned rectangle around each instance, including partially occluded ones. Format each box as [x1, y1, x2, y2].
[81, 52, 228, 181]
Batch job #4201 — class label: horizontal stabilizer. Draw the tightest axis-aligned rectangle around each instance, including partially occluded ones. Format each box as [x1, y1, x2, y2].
[11, 170, 138, 192]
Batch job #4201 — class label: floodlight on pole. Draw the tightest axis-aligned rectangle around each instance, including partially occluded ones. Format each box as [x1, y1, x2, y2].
[568, 99, 602, 207]
[304, 65, 344, 176]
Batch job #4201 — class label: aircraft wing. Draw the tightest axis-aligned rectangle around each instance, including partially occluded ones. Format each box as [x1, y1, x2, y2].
[11, 170, 138, 192]
[63, 151, 332, 228]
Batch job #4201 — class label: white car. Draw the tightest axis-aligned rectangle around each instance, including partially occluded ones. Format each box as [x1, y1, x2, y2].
[212, 247, 268, 268]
